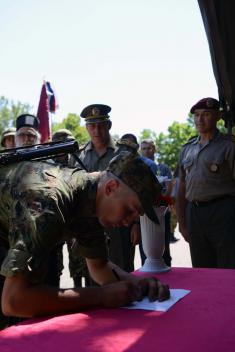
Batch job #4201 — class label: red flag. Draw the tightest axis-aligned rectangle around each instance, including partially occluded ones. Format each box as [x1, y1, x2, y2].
[37, 81, 58, 143]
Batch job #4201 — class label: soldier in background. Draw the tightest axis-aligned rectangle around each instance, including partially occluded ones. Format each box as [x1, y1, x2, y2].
[176, 97, 235, 268]
[78, 104, 139, 273]
[1, 127, 16, 149]
[15, 114, 41, 147]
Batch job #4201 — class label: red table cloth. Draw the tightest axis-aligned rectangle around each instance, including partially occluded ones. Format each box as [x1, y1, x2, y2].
[0, 267, 235, 352]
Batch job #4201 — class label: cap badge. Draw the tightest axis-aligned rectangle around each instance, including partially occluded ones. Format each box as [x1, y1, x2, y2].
[91, 107, 100, 116]
[25, 116, 35, 126]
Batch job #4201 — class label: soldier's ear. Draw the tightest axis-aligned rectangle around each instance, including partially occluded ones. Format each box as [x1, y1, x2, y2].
[105, 178, 119, 196]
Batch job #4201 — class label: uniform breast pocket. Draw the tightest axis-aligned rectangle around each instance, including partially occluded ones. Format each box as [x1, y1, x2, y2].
[204, 157, 224, 174]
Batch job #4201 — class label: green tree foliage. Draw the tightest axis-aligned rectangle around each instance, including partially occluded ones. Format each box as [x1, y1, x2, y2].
[154, 121, 196, 171]
[0, 96, 31, 136]
[52, 113, 89, 145]
[139, 129, 156, 141]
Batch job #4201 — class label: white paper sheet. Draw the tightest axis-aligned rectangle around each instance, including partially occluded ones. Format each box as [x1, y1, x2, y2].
[122, 289, 190, 312]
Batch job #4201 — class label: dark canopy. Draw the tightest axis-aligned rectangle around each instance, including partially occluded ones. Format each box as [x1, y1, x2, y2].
[198, 0, 235, 131]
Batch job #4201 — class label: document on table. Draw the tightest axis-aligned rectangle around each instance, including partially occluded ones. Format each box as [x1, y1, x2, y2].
[122, 289, 190, 312]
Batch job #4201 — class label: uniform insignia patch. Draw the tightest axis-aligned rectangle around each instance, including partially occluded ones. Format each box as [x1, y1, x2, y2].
[210, 164, 218, 172]
[91, 107, 100, 116]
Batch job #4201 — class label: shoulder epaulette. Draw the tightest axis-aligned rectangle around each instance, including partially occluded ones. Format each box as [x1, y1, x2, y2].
[116, 139, 139, 150]
[220, 133, 235, 142]
[78, 141, 90, 152]
[182, 135, 198, 147]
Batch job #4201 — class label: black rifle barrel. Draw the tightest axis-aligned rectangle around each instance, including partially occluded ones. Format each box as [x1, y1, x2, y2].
[0, 140, 79, 165]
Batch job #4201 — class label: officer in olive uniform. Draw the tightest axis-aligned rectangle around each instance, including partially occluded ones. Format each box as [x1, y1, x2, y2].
[78, 104, 140, 273]
[176, 97, 235, 268]
[0, 152, 169, 322]
[1, 127, 16, 149]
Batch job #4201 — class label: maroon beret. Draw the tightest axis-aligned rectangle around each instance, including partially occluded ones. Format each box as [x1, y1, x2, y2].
[190, 98, 220, 114]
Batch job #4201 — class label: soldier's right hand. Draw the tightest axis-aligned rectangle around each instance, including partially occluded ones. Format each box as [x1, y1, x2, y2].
[99, 281, 142, 308]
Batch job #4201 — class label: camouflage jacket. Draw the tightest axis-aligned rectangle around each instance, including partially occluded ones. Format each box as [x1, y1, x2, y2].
[0, 161, 107, 283]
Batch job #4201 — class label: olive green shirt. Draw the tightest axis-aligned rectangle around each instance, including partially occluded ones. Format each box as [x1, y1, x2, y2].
[78, 137, 138, 171]
[179, 130, 235, 202]
[0, 161, 107, 283]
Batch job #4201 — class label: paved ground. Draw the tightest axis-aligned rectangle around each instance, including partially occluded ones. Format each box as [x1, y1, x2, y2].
[60, 227, 192, 288]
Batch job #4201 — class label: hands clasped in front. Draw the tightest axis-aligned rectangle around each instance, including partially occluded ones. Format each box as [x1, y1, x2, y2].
[99, 277, 170, 308]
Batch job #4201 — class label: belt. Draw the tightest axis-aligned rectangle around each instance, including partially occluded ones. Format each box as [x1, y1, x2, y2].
[191, 195, 232, 207]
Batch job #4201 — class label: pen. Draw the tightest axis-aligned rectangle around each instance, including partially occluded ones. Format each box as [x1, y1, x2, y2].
[112, 268, 120, 281]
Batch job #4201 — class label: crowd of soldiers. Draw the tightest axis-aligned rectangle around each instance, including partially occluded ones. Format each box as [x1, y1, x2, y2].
[0, 104, 171, 329]
[1, 96, 235, 330]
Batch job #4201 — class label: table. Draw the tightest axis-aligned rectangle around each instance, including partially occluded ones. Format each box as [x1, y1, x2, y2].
[0, 267, 235, 352]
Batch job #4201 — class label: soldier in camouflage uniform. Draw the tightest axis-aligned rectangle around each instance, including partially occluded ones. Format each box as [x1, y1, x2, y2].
[52, 129, 90, 287]
[0, 127, 16, 328]
[0, 152, 169, 322]
[77, 104, 140, 273]
[177, 97, 235, 268]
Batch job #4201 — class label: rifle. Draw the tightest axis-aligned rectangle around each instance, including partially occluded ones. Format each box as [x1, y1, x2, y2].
[0, 140, 88, 171]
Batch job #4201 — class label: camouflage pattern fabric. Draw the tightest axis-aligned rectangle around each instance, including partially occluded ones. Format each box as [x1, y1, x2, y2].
[0, 161, 108, 283]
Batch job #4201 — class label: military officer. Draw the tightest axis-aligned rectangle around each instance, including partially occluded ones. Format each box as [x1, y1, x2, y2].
[78, 104, 140, 273]
[0, 152, 169, 319]
[1, 127, 16, 149]
[176, 97, 235, 268]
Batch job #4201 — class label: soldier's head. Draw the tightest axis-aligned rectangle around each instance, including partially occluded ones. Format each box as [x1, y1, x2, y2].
[96, 152, 162, 228]
[119, 133, 139, 153]
[15, 114, 41, 147]
[80, 104, 112, 146]
[52, 129, 75, 142]
[52, 129, 75, 164]
[1, 127, 16, 149]
[190, 97, 221, 134]
[140, 139, 156, 160]
[121, 133, 138, 145]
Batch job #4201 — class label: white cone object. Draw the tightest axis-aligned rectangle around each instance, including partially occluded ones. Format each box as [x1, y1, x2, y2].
[139, 206, 170, 273]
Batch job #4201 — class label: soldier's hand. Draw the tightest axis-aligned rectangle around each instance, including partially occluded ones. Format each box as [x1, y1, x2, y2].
[134, 277, 170, 302]
[99, 281, 142, 308]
